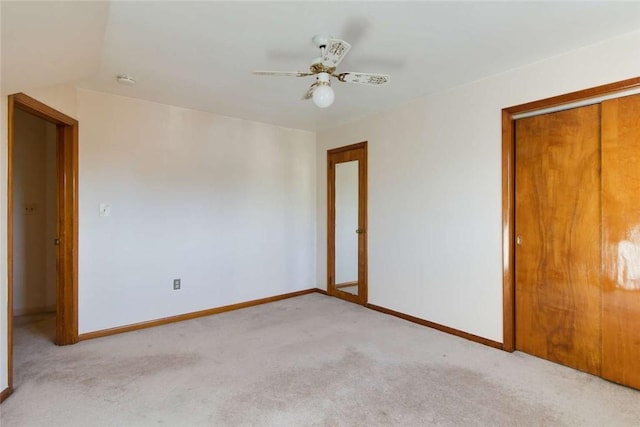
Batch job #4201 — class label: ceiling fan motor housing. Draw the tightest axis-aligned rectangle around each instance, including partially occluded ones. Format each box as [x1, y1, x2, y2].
[317, 72, 331, 83]
[312, 34, 332, 49]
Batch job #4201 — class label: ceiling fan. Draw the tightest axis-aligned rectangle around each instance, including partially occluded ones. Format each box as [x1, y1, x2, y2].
[253, 35, 390, 108]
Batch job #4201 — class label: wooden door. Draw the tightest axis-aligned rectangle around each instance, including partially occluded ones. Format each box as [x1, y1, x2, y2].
[327, 142, 367, 305]
[514, 105, 601, 375]
[601, 93, 640, 389]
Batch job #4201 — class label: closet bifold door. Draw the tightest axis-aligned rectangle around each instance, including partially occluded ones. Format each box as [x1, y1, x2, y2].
[601, 93, 640, 389]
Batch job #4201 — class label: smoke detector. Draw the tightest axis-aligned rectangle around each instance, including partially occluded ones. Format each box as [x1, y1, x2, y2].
[116, 75, 136, 85]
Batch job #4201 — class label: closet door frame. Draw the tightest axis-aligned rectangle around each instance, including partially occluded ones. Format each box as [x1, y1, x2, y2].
[501, 76, 640, 352]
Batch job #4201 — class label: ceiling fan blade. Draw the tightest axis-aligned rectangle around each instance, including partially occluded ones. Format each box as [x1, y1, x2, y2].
[322, 39, 351, 67]
[334, 72, 390, 86]
[302, 83, 318, 100]
[253, 71, 315, 77]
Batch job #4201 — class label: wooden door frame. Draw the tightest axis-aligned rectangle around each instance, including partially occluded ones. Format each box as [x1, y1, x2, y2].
[327, 141, 368, 305]
[6, 93, 79, 396]
[501, 77, 640, 352]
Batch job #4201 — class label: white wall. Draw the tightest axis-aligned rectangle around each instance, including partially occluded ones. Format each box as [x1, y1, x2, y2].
[12, 109, 56, 315]
[316, 30, 640, 343]
[74, 89, 316, 333]
[0, 87, 316, 390]
[25, 84, 78, 119]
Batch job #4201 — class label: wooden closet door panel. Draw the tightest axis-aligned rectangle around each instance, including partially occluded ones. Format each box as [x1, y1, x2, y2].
[602, 93, 640, 389]
[515, 105, 601, 375]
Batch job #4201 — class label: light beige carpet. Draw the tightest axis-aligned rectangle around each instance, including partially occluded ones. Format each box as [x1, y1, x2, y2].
[2, 293, 639, 426]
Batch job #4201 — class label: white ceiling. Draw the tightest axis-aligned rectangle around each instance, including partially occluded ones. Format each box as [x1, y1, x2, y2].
[3, 1, 640, 131]
[1, 1, 109, 96]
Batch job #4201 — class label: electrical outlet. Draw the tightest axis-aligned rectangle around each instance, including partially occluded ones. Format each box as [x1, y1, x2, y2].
[173, 279, 181, 290]
[24, 203, 37, 215]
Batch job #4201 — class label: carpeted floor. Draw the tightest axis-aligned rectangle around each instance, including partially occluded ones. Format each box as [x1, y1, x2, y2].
[2, 293, 639, 426]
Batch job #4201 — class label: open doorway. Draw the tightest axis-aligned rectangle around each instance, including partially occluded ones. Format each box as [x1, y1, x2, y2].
[6, 93, 79, 397]
[12, 108, 57, 317]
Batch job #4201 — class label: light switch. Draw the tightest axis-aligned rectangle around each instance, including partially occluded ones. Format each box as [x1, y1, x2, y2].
[99, 203, 111, 217]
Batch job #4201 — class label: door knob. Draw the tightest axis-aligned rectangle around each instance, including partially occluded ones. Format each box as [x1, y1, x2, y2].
[516, 235, 522, 246]
[54, 238, 60, 246]
[356, 229, 365, 234]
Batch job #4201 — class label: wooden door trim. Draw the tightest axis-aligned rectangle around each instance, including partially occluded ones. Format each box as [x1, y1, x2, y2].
[327, 141, 368, 305]
[327, 141, 368, 155]
[501, 76, 640, 352]
[6, 93, 79, 399]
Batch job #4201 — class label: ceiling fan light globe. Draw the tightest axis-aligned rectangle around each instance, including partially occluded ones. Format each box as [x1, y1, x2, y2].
[312, 85, 335, 108]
